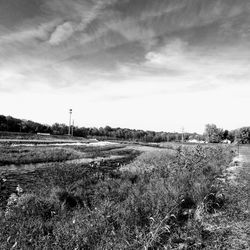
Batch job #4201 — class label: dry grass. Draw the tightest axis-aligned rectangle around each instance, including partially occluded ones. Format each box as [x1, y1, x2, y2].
[0, 146, 84, 166]
[0, 144, 236, 249]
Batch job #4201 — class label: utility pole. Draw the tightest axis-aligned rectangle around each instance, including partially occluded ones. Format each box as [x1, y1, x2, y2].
[181, 127, 184, 144]
[72, 120, 74, 137]
[68, 109, 72, 136]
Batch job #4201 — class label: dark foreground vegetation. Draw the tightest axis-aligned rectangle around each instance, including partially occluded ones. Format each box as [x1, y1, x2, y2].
[0, 145, 234, 249]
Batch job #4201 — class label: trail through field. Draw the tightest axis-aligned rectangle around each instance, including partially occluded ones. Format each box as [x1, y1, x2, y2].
[204, 146, 250, 249]
[227, 146, 250, 248]
[225, 146, 250, 185]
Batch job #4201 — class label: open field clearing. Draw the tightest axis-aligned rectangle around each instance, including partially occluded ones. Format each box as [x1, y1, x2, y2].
[0, 141, 140, 201]
[1, 139, 244, 249]
[0, 146, 84, 166]
[0, 140, 141, 207]
[0, 141, 124, 166]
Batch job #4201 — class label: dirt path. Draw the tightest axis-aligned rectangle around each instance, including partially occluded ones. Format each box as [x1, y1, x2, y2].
[203, 146, 250, 249]
[226, 146, 250, 249]
[225, 146, 250, 185]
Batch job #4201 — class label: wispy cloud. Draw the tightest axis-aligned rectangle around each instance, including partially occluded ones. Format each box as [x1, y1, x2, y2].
[107, 36, 250, 96]
[47, 0, 119, 46]
[0, 20, 56, 44]
[1, 0, 250, 132]
[49, 21, 75, 45]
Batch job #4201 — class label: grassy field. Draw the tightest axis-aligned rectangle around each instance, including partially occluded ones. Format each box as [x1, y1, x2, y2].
[0, 146, 84, 166]
[0, 140, 238, 249]
[0, 143, 128, 166]
[0, 141, 139, 202]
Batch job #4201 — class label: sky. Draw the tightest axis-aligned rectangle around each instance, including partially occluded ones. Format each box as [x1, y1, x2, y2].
[0, 0, 250, 133]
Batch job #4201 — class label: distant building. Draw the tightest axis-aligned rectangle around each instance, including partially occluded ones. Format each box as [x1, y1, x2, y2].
[221, 139, 231, 144]
[188, 139, 205, 144]
[37, 133, 50, 136]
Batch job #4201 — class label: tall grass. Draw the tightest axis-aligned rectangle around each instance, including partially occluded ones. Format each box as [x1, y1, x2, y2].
[0, 146, 84, 165]
[0, 145, 234, 249]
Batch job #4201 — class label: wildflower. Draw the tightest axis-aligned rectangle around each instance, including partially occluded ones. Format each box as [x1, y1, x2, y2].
[7, 193, 19, 206]
[16, 185, 23, 195]
[0, 177, 7, 192]
[51, 211, 56, 216]
[5, 193, 19, 218]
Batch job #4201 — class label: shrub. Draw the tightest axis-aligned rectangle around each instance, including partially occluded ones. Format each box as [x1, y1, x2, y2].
[5, 193, 57, 221]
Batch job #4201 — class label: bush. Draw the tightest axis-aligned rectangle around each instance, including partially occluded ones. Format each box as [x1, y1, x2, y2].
[5, 193, 58, 220]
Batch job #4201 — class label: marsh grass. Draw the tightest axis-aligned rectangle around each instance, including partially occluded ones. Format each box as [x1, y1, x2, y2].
[0, 145, 234, 249]
[0, 143, 131, 166]
[0, 146, 84, 166]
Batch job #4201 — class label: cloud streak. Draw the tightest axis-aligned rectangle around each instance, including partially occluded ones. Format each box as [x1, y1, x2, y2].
[49, 21, 75, 45]
[47, 0, 119, 46]
[1, 0, 250, 132]
[0, 1, 250, 96]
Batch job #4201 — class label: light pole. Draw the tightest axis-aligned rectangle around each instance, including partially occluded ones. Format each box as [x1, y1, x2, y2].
[181, 127, 184, 144]
[72, 120, 74, 137]
[68, 109, 72, 136]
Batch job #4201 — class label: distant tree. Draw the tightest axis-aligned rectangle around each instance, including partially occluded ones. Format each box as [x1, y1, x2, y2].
[51, 123, 68, 135]
[204, 124, 223, 143]
[74, 127, 88, 137]
[0, 115, 8, 131]
[239, 127, 250, 144]
[222, 130, 229, 140]
[89, 127, 99, 136]
[99, 127, 105, 136]
[228, 131, 235, 142]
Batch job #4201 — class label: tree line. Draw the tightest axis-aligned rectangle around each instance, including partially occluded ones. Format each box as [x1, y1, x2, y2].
[0, 115, 250, 143]
[73, 125, 193, 142]
[204, 124, 250, 144]
[0, 115, 193, 142]
[0, 115, 190, 142]
[0, 115, 51, 134]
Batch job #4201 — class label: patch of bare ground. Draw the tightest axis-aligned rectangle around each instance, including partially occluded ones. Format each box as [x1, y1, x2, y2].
[201, 146, 250, 249]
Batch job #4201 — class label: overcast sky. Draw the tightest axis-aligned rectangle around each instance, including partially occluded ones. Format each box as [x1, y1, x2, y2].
[0, 0, 250, 133]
